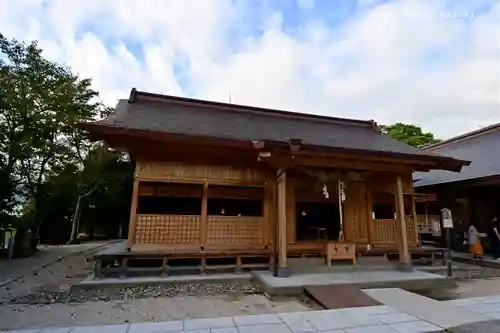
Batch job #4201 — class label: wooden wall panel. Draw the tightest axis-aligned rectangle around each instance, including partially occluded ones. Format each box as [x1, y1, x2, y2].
[138, 183, 202, 197]
[136, 160, 264, 184]
[208, 186, 263, 199]
[368, 172, 413, 194]
[343, 182, 368, 242]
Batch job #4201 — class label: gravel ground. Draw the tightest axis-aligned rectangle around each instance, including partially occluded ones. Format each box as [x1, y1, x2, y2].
[0, 294, 312, 330]
[0, 242, 316, 330]
[448, 319, 500, 332]
[409, 262, 500, 301]
[0, 242, 112, 302]
[2, 246, 500, 331]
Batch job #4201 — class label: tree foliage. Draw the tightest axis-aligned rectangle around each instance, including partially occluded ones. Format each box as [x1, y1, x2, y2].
[0, 33, 133, 244]
[379, 123, 441, 148]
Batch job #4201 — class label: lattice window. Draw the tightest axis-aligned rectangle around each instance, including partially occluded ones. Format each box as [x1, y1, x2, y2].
[135, 215, 200, 244]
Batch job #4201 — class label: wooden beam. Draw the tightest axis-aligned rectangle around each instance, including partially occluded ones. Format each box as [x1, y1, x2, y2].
[200, 182, 208, 249]
[127, 179, 140, 249]
[261, 154, 415, 173]
[277, 169, 289, 275]
[394, 175, 410, 265]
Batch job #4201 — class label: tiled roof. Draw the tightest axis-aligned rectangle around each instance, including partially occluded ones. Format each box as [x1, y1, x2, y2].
[414, 124, 500, 187]
[83, 89, 469, 171]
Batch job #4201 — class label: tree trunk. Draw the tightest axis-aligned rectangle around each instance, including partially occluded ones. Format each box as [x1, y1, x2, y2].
[67, 183, 100, 244]
[67, 195, 83, 244]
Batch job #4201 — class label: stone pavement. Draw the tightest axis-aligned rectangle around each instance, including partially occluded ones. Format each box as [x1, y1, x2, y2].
[364, 288, 489, 328]
[9, 290, 500, 332]
[8, 305, 446, 332]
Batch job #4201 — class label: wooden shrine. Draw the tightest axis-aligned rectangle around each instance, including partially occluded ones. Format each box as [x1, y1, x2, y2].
[80, 89, 469, 277]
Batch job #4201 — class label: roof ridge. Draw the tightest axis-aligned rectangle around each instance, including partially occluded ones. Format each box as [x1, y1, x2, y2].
[128, 88, 375, 128]
[425, 122, 500, 151]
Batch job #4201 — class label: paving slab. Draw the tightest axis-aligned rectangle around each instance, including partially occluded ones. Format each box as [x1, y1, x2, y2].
[237, 323, 292, 333]
[277, 314, 316, 332]
[363, 288, 488, 328]
[70, 324, 130, 333]
[388, 320, 443, 333]
[233, 313, 282, 326]
[344, 324, 399, 333]
[211, 328, 239, 333]
[183, 316, 235, 330]
[127, 320, 183, 333]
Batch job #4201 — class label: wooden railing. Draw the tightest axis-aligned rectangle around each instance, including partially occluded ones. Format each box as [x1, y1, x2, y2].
[373, 217, 418, 245]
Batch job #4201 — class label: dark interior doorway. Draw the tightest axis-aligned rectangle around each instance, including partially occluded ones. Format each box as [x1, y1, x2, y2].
[296, 202, 341, 241]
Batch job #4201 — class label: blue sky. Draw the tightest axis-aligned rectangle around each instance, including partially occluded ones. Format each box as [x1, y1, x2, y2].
[0, 0, 498, 138]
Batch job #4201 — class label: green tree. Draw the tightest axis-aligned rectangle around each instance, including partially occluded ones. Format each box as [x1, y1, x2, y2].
[0, 33, 104, 233]
[379, 123, 441, 147]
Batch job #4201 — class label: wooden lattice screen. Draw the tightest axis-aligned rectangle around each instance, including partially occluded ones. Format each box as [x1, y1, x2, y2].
[373, 217, 418, 245]
[207, 216, 264, 247]
[135, 214, 201, 244]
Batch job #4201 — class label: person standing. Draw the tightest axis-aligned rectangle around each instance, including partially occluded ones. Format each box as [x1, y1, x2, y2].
[468, 221, 484, 259]
[490, 217, 500, 260]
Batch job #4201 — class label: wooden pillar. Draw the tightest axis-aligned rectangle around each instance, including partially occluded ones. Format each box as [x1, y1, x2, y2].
[424, 201, 429, 230]
[394, 175, 411, 270]
[277, 169, 290, 277]
[286, 178, 296, 243]
[263, 179, 275, 249]
[366, 185, 375, 245]
[200, 182, 208, 250]
[411, 194, 419, 245]
[127, 179, 140, 250]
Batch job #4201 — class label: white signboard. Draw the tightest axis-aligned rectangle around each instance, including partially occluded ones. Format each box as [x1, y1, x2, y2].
[441, 208, 453, 229]
[431, 219, 441, 236]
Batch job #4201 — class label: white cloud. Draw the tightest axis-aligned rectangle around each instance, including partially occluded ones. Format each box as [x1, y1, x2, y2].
[0, 0, 498, 139]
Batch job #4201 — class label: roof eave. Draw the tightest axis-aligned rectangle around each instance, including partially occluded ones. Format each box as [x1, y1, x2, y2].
[77, 123, 471, 172]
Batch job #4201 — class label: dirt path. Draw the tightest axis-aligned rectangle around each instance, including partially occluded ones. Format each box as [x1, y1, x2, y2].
[0, 241, 115, 302]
